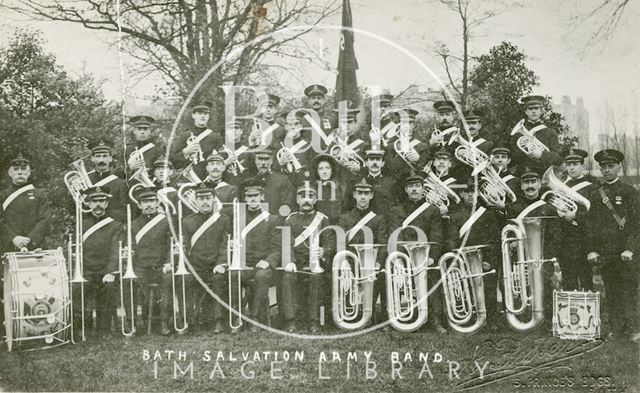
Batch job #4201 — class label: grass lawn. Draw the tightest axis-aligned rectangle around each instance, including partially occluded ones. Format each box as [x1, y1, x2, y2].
[1, 324, 638, 393]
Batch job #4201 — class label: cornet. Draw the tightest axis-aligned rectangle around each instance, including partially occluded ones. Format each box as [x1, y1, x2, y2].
[393, 127, 419, 170]
[118, 205, 138, 337]
[478, 165, 517, 207]
[385, 241, 435, 332]
[329, 128, 366, 170]
[438, 245, 495, 334]
[186, 133, 205, 164]
[511, 119, 549, 156]
[277, 142, 303, 173]
[223, 145, 246, 177]
[541, 167, 591, 214]
[501, 217, 557, 332]
[332, 244, 383, 330]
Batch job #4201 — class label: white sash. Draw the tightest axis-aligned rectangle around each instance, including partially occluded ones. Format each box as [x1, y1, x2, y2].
[93, 174, 119, 188]
[348, 211, 376, 241]
[191, 212, 221, 247]
[241, 211, 270, 239]
[129, 142, 155, 159]
[83, 217, 114, 242]
[294, 213, 324, 247]
[191, 129, 213, 145]
[459, 206, 486, 238]
[571, 181, 592, 192]
[442, 177, 456, 186]
[158, 186, 176, 195]
[260, 123, 280, 145]
[215, 181, 229, 189]
[502, 174, 515, 183]
[472, 138, 486, 147]
[529, 124, 547, 135]
[135, 214, 165, 244]
[402, 201, 432, 228]
[2, 184, 34, 211]
[347, 139, 364, 151]
[517, 200, 546, 220]
[290, 139, 308, 153]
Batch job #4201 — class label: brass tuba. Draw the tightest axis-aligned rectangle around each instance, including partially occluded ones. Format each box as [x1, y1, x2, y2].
[541, 167, 591, 214]
[511, 119, 549, 156]
[332, 243, 383, 330]
[501, 217, 557, 332]
[438, 245, 495, 334]
[478, 165, 518, 207]
[385, 241, 434, 332]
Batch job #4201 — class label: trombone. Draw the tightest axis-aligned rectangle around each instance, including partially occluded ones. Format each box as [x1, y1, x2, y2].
[117, 205, 138, 337]
[227, 199, 251, 329]
[170, 202, 190, 334]
[63, 158, 92, 343]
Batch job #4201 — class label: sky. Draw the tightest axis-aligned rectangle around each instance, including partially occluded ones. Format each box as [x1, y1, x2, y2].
[1, 0, 639, 141]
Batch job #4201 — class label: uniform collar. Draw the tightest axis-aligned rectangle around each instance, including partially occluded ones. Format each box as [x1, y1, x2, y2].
[606, 178, 620, 185]
[298, 208, 316, 215]
[354, 206, 372, 216]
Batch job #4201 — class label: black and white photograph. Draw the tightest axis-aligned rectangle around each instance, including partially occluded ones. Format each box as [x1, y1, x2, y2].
[0, 0, 638, 392]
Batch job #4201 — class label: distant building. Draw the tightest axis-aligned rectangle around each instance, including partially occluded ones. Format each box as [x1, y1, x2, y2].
[553, 96, 590, 150]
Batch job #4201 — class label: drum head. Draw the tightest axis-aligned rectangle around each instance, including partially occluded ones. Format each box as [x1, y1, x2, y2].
[4, 261, 14, 352]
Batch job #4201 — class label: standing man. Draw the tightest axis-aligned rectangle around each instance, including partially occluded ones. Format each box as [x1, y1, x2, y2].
[489, 145, 521, 201]
[181, 183, 231, 334]
[280, 181, 333, 333]
[0, 152, 51, 251]
[556, 149, 596, 291]
[202, 151, 238, 204]
[86, 138, 129, 222]
[170, 100, 223, 180]
[451, 110, 493, 180]
[388, 172, 445, 333]
[222, 119, 254, 186]
[125, 115, 164, 174]
[304, 84, 334, 133]
[80, 186, 120, 336]
[254, 147, 296, 215]
[384, 108, 430, 177]
[249, 93, 286, 149]
[510, 95, 563, 174]
[429, 100, 459, 149]
[586, 150, 639, 340]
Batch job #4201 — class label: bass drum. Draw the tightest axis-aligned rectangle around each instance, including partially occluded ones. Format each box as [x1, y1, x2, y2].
[3, 248, 71, 352]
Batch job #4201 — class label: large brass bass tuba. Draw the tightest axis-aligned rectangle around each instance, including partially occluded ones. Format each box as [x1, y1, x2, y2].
[501, 217, 557, 332]
[385, 241, 435, 332]
[438, 245, 495, 333]
[332, 244, 383, 330]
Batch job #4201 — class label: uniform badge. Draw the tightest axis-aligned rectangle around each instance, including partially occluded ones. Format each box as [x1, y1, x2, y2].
[615, 196, 622, 205]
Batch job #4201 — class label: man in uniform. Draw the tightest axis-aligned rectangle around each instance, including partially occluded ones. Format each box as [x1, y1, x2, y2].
[281, 181, 333, 333]
[202, 151, 238, 204]
[450, 110, 493, 180]
[110, 187, 172, 335]
[125, 115, 164, 174]
[79, 186, 120, 336]
[489, 145, 521, 201]
[384, 108, 430, 177]
[0, 152, 51, 251]
[388, 172, 446, 333]
[586, 149, 640, 340]
[228, 178, 283, 332]
[254, 147, 296, 215]
[170, 100, 223, 180]
[276, 111, 315, 178]
[337, 178, 388, 325]
[304, 84, 334, 133]
[509, 95, 563, 174]
[556, 149, 596, 290]
[429, 100, 459, 149]
[181, 183, 231, 334]
[87, 138, 129, 222]
[248, 93, 286, 149]
[222, 119, 254, 185]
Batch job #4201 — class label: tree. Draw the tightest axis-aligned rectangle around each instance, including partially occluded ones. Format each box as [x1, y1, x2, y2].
[3, 0, 340, 128]
[0, 29, 119, 244]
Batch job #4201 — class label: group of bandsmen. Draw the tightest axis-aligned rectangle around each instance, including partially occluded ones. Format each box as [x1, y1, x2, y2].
[1, 86, 639, 341]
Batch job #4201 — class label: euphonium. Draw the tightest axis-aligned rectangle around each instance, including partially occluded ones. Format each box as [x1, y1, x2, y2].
[128, 167, 155, 206]
[329, 129, 366, 170]
[501, 217, 557, 332]
[541, 167, 591, 214]
[438, 245, 495, 334]
[170, 202, 190, 334]
[431, 125, 459, 145]
[511, 119, 549, 156]
[176, 166, 201, 213]
[64, 158, 93, 211]
[118, 205, 138, 337]
[385, 241, 433, 332]
[451, 134, 489, 175]
[478, 165, 517, 207]
[332, 243, 382, 330]
[186, 132, 204, 164]
[277, 142, 303, 173]
[422, 169, 461, 208]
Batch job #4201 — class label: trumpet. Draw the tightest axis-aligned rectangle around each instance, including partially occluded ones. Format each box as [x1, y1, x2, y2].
[332, 244, 382, 330]
[118, 205, 138, 337]
[501, 217, 557, 332]
[511, 119, 549, 156]
[385, 241, 434, 332]
[63, 158, 92, 343]
[541, 167, 591, 214]
[478, 165, 517, 207]
[438, 245, 495, 334]
[186, 132, 205, 164]
[422, 169, 461, 208]
[277, 142, 303, 173]
[393, 127, 419, 170]
[170, 202, 190, 334]
[223, 145, 246, 177]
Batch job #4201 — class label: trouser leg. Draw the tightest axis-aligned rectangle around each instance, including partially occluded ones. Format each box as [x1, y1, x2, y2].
[280, 272, 296, 320]
[251, 268, 273, 323]
[210, 271, 228, 322]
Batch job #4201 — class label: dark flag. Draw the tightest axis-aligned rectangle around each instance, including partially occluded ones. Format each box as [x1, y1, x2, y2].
[335, 0, 359, 108]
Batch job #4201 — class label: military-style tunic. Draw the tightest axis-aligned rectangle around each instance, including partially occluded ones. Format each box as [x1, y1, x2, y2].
[510, 120, 563, 173]
[170, 126, 224, 178]
[0, 182, 50, 251]
[254, 170, 296, 215]
[124, 139, 164, 172]
[87, 170, 129, 223]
